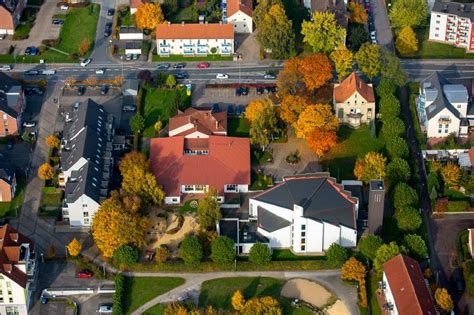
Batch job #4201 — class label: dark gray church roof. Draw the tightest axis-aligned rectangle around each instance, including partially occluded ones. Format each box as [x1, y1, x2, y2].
[253, 174, 357, 228]
[0, 73, 21, 118]
[257, 207, 291, 232]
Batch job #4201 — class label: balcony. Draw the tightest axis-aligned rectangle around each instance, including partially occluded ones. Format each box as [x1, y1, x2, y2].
[159, 50, 170, 55]
[159, 43, 170, 47]
[438, 117, 452, 124]
[221, 42, 231, 47]
[196, 49, 207, 54]
[183, 49, 194, 55]
[197, 42, 207, 47]
[183, 43, 195, 48]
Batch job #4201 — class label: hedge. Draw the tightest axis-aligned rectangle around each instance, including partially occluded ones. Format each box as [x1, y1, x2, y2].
[113, 273, 124, 315]
[447, 200, 469, 212]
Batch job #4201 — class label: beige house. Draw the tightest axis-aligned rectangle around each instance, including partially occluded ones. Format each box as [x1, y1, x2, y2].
[333, 72, 375, 128]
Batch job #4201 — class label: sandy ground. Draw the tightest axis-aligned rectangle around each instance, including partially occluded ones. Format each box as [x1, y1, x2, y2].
[280, 278, 332, 307]
[326, 300, 351, 315]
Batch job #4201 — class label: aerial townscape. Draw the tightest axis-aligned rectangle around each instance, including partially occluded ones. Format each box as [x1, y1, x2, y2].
[2, 0, 474, 314]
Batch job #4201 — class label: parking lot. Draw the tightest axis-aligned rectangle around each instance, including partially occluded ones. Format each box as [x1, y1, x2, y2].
[193, 85, 277, 107]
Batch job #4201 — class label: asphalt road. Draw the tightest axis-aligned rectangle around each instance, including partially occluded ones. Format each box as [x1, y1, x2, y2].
[89, 0, 116, 64]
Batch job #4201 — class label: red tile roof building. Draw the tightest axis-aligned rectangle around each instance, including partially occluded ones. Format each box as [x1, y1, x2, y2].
[169, 108, 227, 138]
[130, 0, 146, 14]
[0, 0, 26, 35]
[150, 135, 250, 204]
[227, 0, 253, 33]
[382, 255, 437, 315]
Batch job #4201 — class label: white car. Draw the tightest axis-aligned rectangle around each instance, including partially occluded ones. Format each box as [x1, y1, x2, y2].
[95, 69, 104, 75]
[97, 304, 112, 313]
[0, 65, 12, 71]
[216, 73, 229, 79]
[60, 4, 69, 10]
[80, 59, 91, 67]
[23, 121, 36, 128]
[263, 73, 276, 79]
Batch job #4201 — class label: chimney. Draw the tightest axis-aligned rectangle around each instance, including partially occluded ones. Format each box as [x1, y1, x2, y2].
[215, 120, 218, 129]
[368, 180, 385, 235]
[181, 21, 185, 25]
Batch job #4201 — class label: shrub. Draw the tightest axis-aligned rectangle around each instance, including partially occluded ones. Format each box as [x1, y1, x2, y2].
[394, 207, 422, 232]
[379, 94, 401, 120]
[358, 234, 383, 261]
[326, 243, 349, 267]
[179, 236, 203, 265]
[156, 245, 170, 263]
[113, 273, 124, 315]
[376, 77, 397, 97]
[447, 200, 468, 212]
[403, 234, 427, 259]
[113, 245, 139, 266]
[381, 116, 405, 138]
[210, 236, 236, 265]
[249, 243, 272, 265]
[386, 157, 411, 184]
[386, 136, 409, 159]
[392, 182, 419, 209]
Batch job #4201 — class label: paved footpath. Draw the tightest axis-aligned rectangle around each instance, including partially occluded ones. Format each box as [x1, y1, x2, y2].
[128, 270, 358, 315]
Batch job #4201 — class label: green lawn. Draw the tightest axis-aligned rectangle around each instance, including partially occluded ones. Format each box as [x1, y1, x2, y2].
[123, 277, 185, 314]
[368, 272, 382, 315]
[142, 304, 166, 315]
[411, 27, 474, 59]
[178, 199, 198, 214]
[152, 54, 233, 62]
[170, 6, 197, 23]
[13, 24, 32, 39]
[41, 191, 63, 207]
[321, 124, 385, 181]
[228, 117, 250, 137]
[272, 249, 325, 261]
[119, 8, 135, 27]
[0, 177, 25, 218]
[141, 86, 191, 137]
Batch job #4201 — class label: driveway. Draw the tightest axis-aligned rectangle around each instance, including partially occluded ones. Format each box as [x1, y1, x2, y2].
[89, 0, 116, 64]
[235, 32, 260, 62]
[193, 86, 273, 107]
[370, 0, 394, 51]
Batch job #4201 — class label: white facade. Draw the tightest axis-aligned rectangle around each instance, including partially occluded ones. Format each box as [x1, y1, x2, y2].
[426, 107, 461, 137]
[62, 194, 99, 227]
[228, 11, 253, 33]
[119, 32, 143, 40]
[157, 38, 234, 56]
[382, 272, 398, 315]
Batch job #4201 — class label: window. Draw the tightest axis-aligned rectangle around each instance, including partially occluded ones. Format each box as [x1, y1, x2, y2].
[436, 21, 440, 24]
[435, 34, 439, 38]
[437, 14, 441, 17]
[435, 27, 439, 30]
[184, 185, 193, 192]
[301, 245, 305, 251]
[8, 298, 12, 303]
[6, 306, 18, 315]
[83, 212, 89, 218]
[445, 129, 449, 133]
[84, 218, 90, 225]
[439, 129, 442, 134]
[301, 231, 306, 237]
[172, 198, 178, 202]
[301, 238, 305, 244]
[226, 184, 238, 192]
[301, 224, 306, 230]
[439, 124, 442, 129]
[457, 104, 461, 108]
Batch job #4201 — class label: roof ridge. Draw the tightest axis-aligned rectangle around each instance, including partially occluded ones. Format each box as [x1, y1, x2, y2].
[400, 255, 424, 314]
[299, 177, 327, 208]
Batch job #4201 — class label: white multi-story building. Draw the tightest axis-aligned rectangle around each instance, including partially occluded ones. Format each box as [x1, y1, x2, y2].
[429, 1, 474, 53]
[416, 72, 469, 139]
[60, 100, 114, 228]
[227, 0, 253, 33]
[156, 23, 234, 57]
[0, 225, 36, 315]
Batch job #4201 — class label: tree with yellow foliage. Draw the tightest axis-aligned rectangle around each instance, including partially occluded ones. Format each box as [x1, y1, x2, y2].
[245, 98, 279, 150]
[395, 26, 418, 56]
[45, 135, 60, 149]
[231, 290, 246, 311]
[38, 163, 54, 180]
[434, 288, 454, 313]
[294, 104, 339, 139]
[354, 152, 387, 183]
[348, 2, 368, 24]
[64, 76, 76, 86]
[279, 94, 310, 125]
[67, 238, 82, 257]
[330, 46, 353, 81]
[135, 2, 165, 31]
[341, 257, 367, 307]
[441, 162, 461, 187]
[241, 296, 282, 315]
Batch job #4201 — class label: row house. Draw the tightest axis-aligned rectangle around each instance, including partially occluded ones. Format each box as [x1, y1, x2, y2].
[0, 155, 16, 202]
[0, 73, 24, 137]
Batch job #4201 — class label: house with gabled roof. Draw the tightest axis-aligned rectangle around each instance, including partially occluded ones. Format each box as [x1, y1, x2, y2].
[333, 72, 375, 128]
[417, 71, 469, 138]
[0, 224, 36, 315]
[168, 108, 227, 138]
[0, 0, 26, 35]
[0, 72, 24, 137]
[381, 255, 437, 315]
[0, 155, 16, 202]
[227, 0, 253, 33]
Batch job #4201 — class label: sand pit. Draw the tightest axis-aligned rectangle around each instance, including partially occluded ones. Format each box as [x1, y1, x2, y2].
[281, 278, 332, 307]
[326, 300, 350, 315]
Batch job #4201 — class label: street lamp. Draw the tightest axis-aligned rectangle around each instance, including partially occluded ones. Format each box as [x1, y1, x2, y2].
[40, 253, 44, 263]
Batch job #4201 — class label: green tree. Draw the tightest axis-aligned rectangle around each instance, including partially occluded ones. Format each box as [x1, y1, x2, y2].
[387, 157, 411, 184]
[179, 236, 203, 265]
[394, 207, 422, 232]
[211, 236, 236, 265]
[427, 172, 440, 194]
[253, 0, 282, 28]
[396, 26, 419, 56]
[381, 116, 405, 138]
[113, 245, 139, 266]
[256, 3, 295, 59]
[249, 243, 272, 265]
[374, 242, 401, 275]
[347, 23, 369, 51]
[355, 43, 381, 80]
[197, 187, 221, 230]
[380, 48, 408, 87]
[403, 234, 427, 259]
[358, 234, 383, 261]
[354, 152, 387, 183]
[130, 113, 145, 134]
[166, 74, 176, 88]
[326, 243, 349, 267]
[386, 136, 409, 159]
[376, 77, 397, 97]
[379, 94, 401, 120]
[301, 12, 346, 54]
[389, 0, 428, 29]
[392, 182, 419, 209]
[330, 46, 353, 81]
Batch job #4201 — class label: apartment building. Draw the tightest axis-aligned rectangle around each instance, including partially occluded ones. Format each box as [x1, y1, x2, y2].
[156, 23, 234, 57]
[429, 1, 474, 52]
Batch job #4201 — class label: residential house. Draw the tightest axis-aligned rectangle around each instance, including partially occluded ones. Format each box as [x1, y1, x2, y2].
[333, 72, 375, 128]
[60, 100, 114, 227]
[429, 1, 474, 53]
[150, 135, 250, 204]
[416, 72, 469, 138]
[0, 224, 36, 315]
[304, 0, 348, 28]
[119, 26, 144, 40]
[168, 108, 227, 138]
[0, 155, 16, 202]
[227, 0, 253, 33]
[0, 72, 24, 137]
[130, 0, 146, 14]
[0, 0, 26, 35]
[381, 254, 437, 315]
[469, 228, 474, 258]
[156, 23, 234, 57]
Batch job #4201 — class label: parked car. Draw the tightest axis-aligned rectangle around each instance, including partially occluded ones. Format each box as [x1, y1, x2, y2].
[104, 29, 111, 37]
[173, 63, 186, 69]
[77, 270, 93, 278]
[212, 103, 220, 113]
[256, 86, 264, 95]
[216, 73, 229, 79]
[0, 65, 12, 72]
[227, 105, 234, 116]
[132, 54, 139, 60]
[156, 63, 170, 70]
[40, 296, 48, 304]
[25, 70, 39, 76]
[6, 141, 13, 150]
[107, 8, 115, 16]
[174, 72, 188, 80]
[52, 19, 64, 25]
[125, 54, 132, 61]
[241, 87, 249, 95]
[122, 105, 137, 112]
[23, 121, 36, 128]
[100, 85, 108, 95]
[30, 47, 39, 56]
[60, 4, 69, 10]
[263, 73, 276, 79]
[235, 87, 242, 96]
[24, 47, 31, 55]
[196, 62, 210, 69]
[77, 86, 86, 96]
[96, 69, 105, 75]
[235, 105, 242, 116]
[97, 304, 112, 313]
[80, 58, 91, 67]
[32, 87, 44, 95]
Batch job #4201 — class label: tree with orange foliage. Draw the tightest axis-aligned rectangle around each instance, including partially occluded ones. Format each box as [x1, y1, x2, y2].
[113, 75, 124, 86]
[135, 2, 165, 31]
[298, 54, 333, 91]
[77, 38, 90, 57]
[276, 57, 304, 96]
[279, 94, 310, 125]
[348, 2, 368, 24]
[38, 163, 54, 180]
[440, 162, 461, 187]
[306, 129, 337, 158]
[45, 135, 60, 149]
[294, 104, 339, 139]
[341, 257, 367, 307]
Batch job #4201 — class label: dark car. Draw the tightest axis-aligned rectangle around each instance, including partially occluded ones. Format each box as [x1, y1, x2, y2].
[77, 86, 85, 96]
[25, 70, 39, 76]
[24, 47, 32, 55]
[32, 87, 43, 95]
[235, 105, 242, 116]
[104, 29, 111, 37]
[212, 103, 220, 113]
[256, 86, 264, 95]
[100, 85, 109, 95]
[241, 87, 249, 96]
[52, 19, 64, 25]
[156, 63, 170, 70]
[77, 270, 93, 278]
[30, 47, 39, 56]
[174, 72, 188, 80]
[6, 140, 13, 150]
[235, 87, 242, 96]
[227, 105, 234, 116]
[173, 63, 186, 69]
[107, 8, 115, 16]
[40, 296, 48, 304]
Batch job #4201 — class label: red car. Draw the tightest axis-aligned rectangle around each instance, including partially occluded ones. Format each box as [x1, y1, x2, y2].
[77, 270, 93, 278]
[196, 62, 210, 69]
